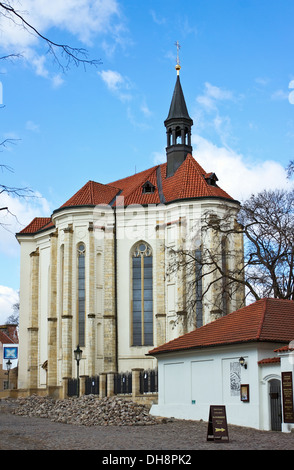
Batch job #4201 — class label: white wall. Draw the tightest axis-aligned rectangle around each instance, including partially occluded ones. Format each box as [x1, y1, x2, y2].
[150, 343, 285, 430]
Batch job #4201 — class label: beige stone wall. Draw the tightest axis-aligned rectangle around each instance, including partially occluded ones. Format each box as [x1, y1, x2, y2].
[48, 230, 58, 390]
[61, 225, 73, 379]
[102, 225, 117, 372]
[155, 223, 166, 346]
[17, 198, 245, 397]
[27, 248, 39, 391]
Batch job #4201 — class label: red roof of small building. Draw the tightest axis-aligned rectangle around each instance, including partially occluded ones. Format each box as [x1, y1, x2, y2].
[148, 298, 294, 356]
[0, 326, 18, 345]
[17, 154, 237, 235]
[258, 357, 281, 365]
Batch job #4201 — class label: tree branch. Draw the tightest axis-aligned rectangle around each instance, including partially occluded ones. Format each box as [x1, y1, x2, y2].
[0, 2, 102, 70]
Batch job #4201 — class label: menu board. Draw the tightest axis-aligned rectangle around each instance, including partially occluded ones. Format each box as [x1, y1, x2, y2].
[207, 405, 229, 442]
[282, 372, 294, 423]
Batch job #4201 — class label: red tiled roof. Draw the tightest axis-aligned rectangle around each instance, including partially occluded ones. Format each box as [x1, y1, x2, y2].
[109, 154, 233, 206]
[258, 357, 280, 365]
[110, 165, 160, 206]
[274, 345, 294, 353]
[148, 299, 294, 356]
[18, 217, 52, 235]
[59, 180, 121, 208]
[0, 330, 15, 345]
[18, 154, 236, 234]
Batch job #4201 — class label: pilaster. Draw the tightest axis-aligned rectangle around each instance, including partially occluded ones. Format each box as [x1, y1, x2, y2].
[155, 224, 166, 346]
[87, 223, 96, 376]
[103, 225, 117, 372]
[28, 248, 39, 390]
[62, 224, 73, 378]
[48, 230, 58, 389]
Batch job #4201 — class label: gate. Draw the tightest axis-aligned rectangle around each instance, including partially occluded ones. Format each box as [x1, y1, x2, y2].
[114, 372, 132, 394]
[85, 376, 99, 395]
[269, 379, 282, 431]
[140, 369, 158, 393]
[67, 378, 78, 397]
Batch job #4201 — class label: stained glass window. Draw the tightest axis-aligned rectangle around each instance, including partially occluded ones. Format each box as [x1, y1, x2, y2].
[132, 242, 153, 346]
[77, 243, 86, 346]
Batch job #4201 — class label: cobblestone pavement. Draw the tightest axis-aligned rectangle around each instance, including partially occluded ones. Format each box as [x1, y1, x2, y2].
[0, 402, 293, 453]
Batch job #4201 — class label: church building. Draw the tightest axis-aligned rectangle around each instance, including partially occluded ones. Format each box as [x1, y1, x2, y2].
[16, 63, 244, 396]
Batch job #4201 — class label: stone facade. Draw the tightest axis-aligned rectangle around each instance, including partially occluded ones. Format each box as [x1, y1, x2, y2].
[15, 70, 245, 398]
[16, 198, 244, 398]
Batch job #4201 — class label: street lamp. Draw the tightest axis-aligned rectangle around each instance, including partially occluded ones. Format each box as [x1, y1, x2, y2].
[74, 345, 83, 397]
[6, 359, 12, 390]
[239, 357, 247, 369]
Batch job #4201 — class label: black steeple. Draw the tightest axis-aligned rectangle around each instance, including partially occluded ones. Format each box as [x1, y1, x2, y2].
[164, 64, 193, 177]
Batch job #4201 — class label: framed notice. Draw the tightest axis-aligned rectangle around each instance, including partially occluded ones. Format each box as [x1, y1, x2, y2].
[240, 384, 250, 402]
[207, 405, 229, 442]
[282, 372, 294, 423]
[3, 346, 18, 360]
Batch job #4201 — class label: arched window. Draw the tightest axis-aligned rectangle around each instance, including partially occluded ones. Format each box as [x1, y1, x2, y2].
[132, 242, 153, 346]
[195, 247, 203, 328]
[77, 243, 86, 346]
[221, 237, 228, 316]
[59, 244, 64, 349]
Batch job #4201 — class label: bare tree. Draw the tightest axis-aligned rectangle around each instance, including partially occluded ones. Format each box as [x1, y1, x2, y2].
[0, 1, 101, 219]
[167, 189, 294, 324]
[0, 2, 101, 70]
[287, 160, 294, 179]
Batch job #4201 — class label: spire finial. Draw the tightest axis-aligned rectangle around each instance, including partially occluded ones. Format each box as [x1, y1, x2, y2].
[175, 40, 181, 75]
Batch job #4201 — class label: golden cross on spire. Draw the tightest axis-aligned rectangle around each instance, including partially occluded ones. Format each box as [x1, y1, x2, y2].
[175, 40, 181, 75]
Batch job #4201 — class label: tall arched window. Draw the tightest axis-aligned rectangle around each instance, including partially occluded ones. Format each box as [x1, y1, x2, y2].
[195, 247, 203, 328]
[132, 242, 153, 346]
[59, 244, 64, 349]
[77, 242, 86, 346]
[221, 237, 228, 316]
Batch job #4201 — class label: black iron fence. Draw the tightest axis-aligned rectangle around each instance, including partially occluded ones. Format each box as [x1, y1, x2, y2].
[67, 369, 158, 397]
[85, 375, 100, 395]
[140, 369, 158, 394]
[114, 372, 132, 394]
[67, 378, 78, 397]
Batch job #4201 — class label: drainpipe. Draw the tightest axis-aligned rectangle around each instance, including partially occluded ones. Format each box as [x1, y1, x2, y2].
[114, 204, 118, 373]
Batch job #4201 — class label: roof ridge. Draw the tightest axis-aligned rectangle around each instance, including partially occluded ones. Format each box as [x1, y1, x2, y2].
[256, 298, 269, 340]
[109, 165, 159, 187]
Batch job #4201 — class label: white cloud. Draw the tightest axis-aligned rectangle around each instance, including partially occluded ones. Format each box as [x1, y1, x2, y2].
[0, 191, 51, 257]
[26, 120, 40, 132]
[150, 10, 166, 25]
[51, 74, 64, 88]
[192, 134, 293, 202]
[0, 285, 19, 325]
[196, 82, 234, 111]
[98, 69, 132, 102]
[0, 0, 124, 83]
[152, 135, 292, 202]
[255, 77, 270, 86]
[140, 101, 152, 118]
[271, 89, 288, 101]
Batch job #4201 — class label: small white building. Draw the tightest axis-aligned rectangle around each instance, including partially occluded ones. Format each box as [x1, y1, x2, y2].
[149, 298, 294, 432]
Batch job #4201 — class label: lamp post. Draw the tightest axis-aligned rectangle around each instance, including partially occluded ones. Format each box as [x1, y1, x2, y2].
[6, 359, 12, 390]
[74, 345, 83, 397]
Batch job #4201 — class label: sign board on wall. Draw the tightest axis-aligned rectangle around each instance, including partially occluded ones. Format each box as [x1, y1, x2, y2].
[207, 405, 229, 442]
[2, 344, 18, 370]
[282, 372, 294, 423]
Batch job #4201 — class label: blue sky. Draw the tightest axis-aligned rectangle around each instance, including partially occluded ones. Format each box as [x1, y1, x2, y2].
[0, 0, 294, 323]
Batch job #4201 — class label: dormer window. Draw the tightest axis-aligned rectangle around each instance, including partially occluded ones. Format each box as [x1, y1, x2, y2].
[204, 172, 218, 186]
[142, 181, 155, 194]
